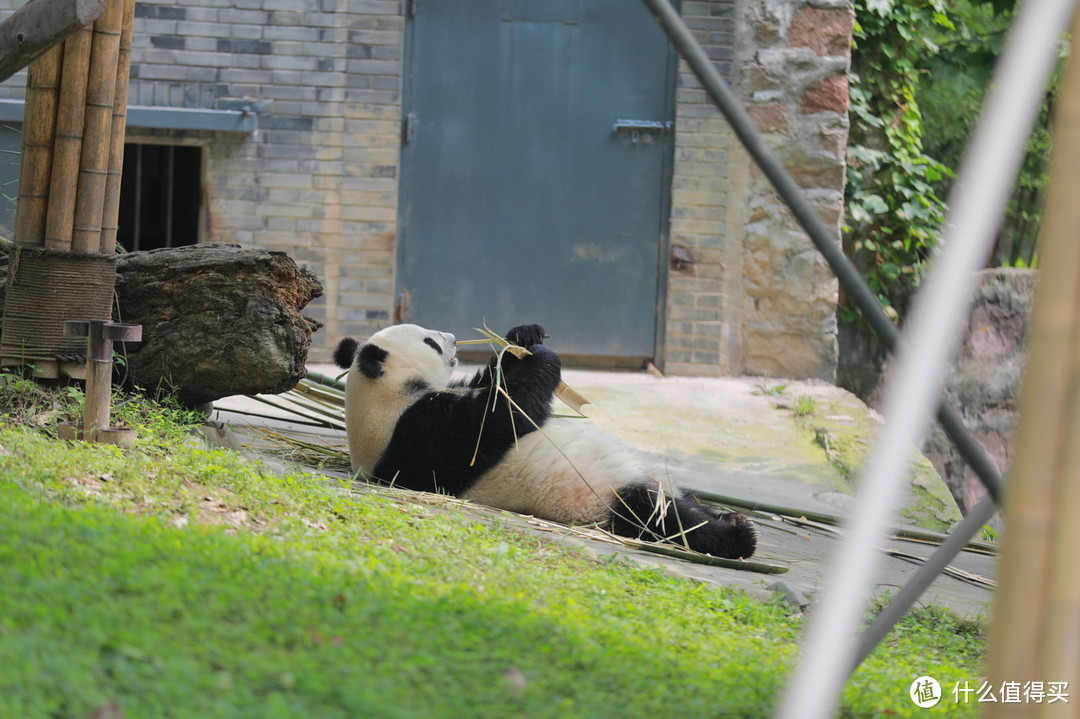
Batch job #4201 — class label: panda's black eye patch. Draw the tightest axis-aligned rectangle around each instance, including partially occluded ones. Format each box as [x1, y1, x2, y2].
[423, 337, 443, 355]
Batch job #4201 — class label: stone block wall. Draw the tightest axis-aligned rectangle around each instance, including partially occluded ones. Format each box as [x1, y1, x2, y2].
[0, 0, 852, 378]
[664, 0, 852, 379]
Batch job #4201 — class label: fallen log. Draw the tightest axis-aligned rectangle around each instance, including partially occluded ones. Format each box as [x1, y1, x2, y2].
[111, 242, 323, 407]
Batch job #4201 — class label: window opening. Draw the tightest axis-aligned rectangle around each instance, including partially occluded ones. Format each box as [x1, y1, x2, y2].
[118, 143, 201, 251]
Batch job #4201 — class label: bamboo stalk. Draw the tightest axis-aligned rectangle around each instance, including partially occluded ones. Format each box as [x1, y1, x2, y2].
[983, 5, 1080, 715]
[71, 0, 124, 254]
[99, 0, 133, 253]
[43, 25, 93, 252]
[13, 43, 63, 248]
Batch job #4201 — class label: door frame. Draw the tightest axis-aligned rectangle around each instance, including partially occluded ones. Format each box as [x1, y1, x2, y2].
[396, 1, 680, 367]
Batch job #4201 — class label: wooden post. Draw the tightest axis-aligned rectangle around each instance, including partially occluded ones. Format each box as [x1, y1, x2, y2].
[62, 319, 141, 444]
[982, 4, 1080, 715]
[0, 0, 105, 84]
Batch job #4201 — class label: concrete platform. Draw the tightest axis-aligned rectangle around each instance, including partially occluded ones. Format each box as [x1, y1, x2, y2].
[210, 365, 996, 618]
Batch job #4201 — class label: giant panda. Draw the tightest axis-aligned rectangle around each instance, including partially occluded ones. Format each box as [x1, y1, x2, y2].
[333, 323, 757, 559]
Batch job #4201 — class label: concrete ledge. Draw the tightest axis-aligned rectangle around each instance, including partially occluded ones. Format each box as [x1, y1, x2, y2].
[0, 98, 258, 133]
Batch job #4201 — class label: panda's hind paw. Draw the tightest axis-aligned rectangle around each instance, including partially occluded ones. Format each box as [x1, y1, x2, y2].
[718, 511, 758, 559]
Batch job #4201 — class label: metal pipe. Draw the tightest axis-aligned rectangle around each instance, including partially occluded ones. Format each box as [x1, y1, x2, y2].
[639, 0, 1005, 505]
[849, 492, 999, 672]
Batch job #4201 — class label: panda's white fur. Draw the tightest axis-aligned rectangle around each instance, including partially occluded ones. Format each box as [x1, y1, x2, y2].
[340, 324, 458, 478]
[334, 322, 756, 559]
[464, 421, 652, 526]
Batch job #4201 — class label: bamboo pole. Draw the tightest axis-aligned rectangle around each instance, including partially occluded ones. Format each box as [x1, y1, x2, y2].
[983, 5, 1080, 717]
[43, 24, 93, 251]
[99, 0, 133, 254]
[13, 43, 63, 249]
[71, 0, 124, 254]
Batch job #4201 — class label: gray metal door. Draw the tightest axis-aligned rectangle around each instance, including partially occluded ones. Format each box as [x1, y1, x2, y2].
[397, 0, 676, 359]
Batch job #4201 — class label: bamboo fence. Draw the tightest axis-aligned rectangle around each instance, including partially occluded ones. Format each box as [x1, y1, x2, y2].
[2, 0, 136, 375]
[100, 0, 134, 254]
[982, 5, 1080, 717]
[42, 24, 91, 252]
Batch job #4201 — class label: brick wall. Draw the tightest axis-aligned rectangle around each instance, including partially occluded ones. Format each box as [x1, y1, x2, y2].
[128, 0, 404, 351]
[0, 0, 405, 357]
[665, 0, 749, 375]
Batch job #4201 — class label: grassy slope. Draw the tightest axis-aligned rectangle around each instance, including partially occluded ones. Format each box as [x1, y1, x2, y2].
[0, 403, 986, 718]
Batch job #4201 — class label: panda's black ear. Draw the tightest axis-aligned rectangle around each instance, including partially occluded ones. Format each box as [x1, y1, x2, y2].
[358, 343, 388, 379]
[333, 338, 360, 369]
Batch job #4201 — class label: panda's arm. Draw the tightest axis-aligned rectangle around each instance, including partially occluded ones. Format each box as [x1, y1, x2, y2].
[454, 324, 548, 390]
[379, 345, 562, 492]
[450, 338, 561, 452]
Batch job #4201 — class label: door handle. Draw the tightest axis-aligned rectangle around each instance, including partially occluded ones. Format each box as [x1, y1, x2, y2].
[612, 119, 672, 145]
[612, 119, 673, 133]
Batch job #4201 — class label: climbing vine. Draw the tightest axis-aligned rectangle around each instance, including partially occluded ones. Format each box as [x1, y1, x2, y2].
[843, 0, 955, 321]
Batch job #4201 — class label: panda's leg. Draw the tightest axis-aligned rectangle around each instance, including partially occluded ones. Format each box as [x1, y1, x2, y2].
[608, 483, 758, 559]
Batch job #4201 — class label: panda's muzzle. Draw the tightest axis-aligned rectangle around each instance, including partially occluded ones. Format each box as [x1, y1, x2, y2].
[425, 333, 458, 367]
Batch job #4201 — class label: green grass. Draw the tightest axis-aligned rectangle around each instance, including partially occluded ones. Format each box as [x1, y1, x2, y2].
[0, 385, 987, 718]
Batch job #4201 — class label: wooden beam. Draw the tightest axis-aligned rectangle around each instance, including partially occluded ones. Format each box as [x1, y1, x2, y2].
[0, 0, 105, 85]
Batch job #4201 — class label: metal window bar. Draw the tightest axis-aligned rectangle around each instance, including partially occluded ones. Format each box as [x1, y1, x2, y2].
[639, 0, 1059, 697]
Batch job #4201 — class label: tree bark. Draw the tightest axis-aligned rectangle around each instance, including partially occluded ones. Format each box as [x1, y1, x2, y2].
[112, 243, 323, 407]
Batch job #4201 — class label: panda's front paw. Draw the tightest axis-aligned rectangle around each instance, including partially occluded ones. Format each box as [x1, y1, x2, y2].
[505, 324, 546, 348]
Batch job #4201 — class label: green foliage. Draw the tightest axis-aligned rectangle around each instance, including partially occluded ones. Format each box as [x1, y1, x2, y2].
[845, 0, 955, 321]
[0, 404, 987, 717]
[848, 0, 1054, 320]
[918, 0, 1057, 269]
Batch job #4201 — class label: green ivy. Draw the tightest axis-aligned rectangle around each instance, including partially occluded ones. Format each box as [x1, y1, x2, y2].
[844, 0, 956, 321]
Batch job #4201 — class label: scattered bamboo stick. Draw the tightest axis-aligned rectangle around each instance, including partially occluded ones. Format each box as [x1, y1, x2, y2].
[692, 489, 1000, 556]
[99, 0, 133, 254]
[71, 0, 124, 254]
[43, 25, 93, 251]
[13, 44, 63, 249]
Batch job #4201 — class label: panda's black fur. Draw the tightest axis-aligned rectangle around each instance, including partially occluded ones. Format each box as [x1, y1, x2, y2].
[334, 323, 756, 559]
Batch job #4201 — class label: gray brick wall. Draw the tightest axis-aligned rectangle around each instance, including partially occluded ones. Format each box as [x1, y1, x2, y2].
[136, 0, 403, 350]
[0, 0, 405, 357]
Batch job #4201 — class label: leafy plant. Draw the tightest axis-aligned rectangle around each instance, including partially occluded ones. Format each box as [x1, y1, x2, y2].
[844, 0, 955, 321]
[792, 395, 819, 417]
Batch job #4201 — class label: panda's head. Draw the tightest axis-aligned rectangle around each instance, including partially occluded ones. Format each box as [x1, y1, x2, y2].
[337, 324, 458, 390]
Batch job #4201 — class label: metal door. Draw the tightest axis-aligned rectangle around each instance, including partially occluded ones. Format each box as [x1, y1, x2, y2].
[397, 0, 676, 359]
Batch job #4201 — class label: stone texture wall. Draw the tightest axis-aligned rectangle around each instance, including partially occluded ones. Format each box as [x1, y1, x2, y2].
[0, 0, 852, 378]
[923, 269, 1036, 521]
[840, 269, 1037, 522]
[738, 0, 852, 380]
[664, 0, 851, 379]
